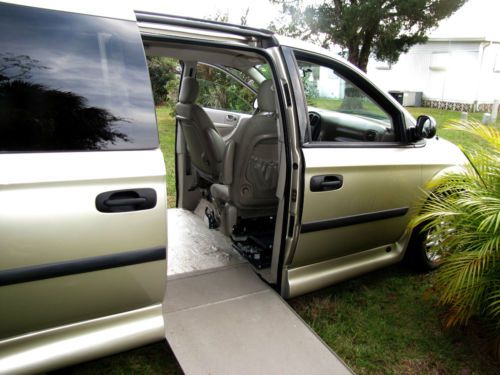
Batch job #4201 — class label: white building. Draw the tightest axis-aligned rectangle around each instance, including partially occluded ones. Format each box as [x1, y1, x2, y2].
[367, 0, 500, 112]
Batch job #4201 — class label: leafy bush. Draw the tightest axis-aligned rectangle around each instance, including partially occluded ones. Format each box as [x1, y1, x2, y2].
[146, 56, 179, 108]
[411, 120, 500, 355]
[196, 64, 256, 113]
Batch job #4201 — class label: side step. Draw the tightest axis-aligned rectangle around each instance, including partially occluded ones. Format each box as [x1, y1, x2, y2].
[164, 264, 352, 374]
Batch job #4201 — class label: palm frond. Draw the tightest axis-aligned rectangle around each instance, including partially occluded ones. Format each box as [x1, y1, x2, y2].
[412, 120, 500, 332]
[446, 120, 500, 150]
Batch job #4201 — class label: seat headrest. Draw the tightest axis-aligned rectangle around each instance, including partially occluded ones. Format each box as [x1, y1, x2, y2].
[179, 77, 199, 104]
[257, 79, 276, 112]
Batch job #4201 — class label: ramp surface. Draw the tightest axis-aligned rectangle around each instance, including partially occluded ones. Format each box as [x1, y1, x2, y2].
[164, 264, 352, 374]
[167, 208, 245, 276]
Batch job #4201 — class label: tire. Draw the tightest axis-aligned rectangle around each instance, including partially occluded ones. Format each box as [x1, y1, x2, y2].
[404, 222, 441, 271]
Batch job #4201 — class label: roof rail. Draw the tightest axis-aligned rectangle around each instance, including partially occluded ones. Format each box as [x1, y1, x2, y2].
[135, 11, 276, 41]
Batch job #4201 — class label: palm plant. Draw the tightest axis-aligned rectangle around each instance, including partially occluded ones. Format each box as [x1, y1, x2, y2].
[411, 120, 500, 342]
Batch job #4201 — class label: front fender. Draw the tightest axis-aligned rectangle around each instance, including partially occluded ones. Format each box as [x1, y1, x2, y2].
[420, 137, 469, 192]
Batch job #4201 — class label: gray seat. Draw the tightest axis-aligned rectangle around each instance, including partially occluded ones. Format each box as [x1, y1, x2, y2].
[176, 77, 225, 183]
[211, 80, 279, 232]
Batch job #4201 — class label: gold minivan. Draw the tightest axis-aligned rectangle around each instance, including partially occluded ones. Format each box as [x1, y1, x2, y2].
[0, 1, 468, 373]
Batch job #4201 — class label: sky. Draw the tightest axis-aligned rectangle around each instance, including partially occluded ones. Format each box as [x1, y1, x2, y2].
[429, 0, 500, 40]
[17, 0, 500, 41]
[130, 0, 284, 28]
[129, 0, 500, 41]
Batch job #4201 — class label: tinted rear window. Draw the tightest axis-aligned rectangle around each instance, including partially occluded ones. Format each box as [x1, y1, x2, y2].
[0, 3, 158, 152]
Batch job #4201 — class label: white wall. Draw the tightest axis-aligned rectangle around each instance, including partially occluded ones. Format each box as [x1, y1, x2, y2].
[317, 66, 345, 99]
[367, 41, 500, 104]
[476, 43, 500, 103]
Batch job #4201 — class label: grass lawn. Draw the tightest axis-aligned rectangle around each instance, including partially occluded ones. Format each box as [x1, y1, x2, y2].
[408, 107, 500, 150]
[53, 106, 500, 374]
[156, 106, 177, 208]
[291, 264, 499, 374]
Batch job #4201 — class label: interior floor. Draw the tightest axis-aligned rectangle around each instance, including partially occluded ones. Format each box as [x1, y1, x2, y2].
[167, 208, 246, 276]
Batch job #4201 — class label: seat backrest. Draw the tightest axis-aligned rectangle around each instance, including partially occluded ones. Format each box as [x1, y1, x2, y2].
[224, 80, 279, 215]
[175, 77, 225, 181]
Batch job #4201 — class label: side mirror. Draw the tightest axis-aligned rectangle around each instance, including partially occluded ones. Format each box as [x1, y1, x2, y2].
[415, 115, 437, 140]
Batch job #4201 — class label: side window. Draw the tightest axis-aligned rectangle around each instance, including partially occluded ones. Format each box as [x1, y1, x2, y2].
[297, 60, 395, 143]
[0, 3, 157, 152]
[196, 64, 257, 114]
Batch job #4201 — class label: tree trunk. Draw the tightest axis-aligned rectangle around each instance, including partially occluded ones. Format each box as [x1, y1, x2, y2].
[347, 44, 360, 70]
[358, 33, 373, 73]
[347, 46, 369, 73]
[347, 26, 375, 73]
[357, 55, 369, 73]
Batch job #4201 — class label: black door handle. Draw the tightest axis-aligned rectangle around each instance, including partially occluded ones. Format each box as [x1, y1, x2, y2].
[96, 189, 157, 213]
[104, 197, 146, 207]
[310, 175, 343, 192]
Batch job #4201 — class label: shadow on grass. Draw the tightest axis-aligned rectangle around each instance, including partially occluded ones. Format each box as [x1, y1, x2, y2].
[50, 340, 182, 375]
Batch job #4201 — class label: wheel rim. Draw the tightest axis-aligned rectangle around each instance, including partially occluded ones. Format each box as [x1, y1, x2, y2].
[423, 224, 448, 263]
[424, 235, 441, 262]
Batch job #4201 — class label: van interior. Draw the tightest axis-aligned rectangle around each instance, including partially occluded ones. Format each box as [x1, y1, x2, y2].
[144, 40, 286, 285]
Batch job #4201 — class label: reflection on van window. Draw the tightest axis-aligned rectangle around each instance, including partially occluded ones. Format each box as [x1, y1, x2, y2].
[0, 3, 158, 152]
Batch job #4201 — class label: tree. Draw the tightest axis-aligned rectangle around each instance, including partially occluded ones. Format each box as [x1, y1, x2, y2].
[270, 0, 466, 72]
[0, 53, 48, 82]
[146, 56, 179, 106]
[197, 64, 256, 113]
[240, 7, 250, 26]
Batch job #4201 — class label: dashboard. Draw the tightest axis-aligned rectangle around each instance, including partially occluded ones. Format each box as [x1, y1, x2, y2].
[308, 108, 395, 143]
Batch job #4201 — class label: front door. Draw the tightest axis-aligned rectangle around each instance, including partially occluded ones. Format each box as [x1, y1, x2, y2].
[282, 49, 423, 297]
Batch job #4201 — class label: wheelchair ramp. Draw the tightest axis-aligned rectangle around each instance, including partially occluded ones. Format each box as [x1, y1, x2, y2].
[164, 264, 352, 374]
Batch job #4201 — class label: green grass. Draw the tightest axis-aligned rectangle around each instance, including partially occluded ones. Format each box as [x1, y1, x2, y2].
[156, 106, 177, 208]
[407, 107, 500, 150]
[52, 106, 500, 374]
[290, 264, 499, 374]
